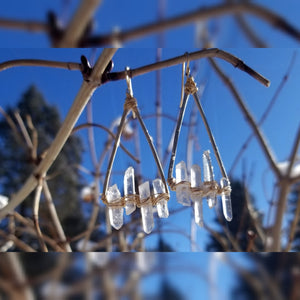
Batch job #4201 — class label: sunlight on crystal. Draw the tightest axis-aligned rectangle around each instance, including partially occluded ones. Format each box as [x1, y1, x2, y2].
[106, 184, 123, 230]
[175, 161, 191, 206]
[138, 181, 154, 234]
[124, 166, 136, 215]
[220, 177, 233, 221]
[153, 178, 169, 218]
[202, 151, 217, 208]
[191, 164, 203, 227]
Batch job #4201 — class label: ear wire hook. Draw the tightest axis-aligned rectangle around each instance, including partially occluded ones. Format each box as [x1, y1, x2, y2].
[102, 68, 169, 203]
[125, 66, 133, 97]
[179, 52, 190, 108]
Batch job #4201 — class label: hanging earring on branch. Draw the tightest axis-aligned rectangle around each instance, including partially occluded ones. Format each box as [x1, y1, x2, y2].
[167, 54, 232, 226]
[101, 67, 169, 234]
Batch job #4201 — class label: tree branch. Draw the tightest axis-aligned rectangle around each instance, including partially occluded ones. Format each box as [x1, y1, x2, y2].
[56, 0, 103, 47]
[0, 48, 117, 220]
[209, 58, 280, 178]
[106, 48, 270, 87]
[83, 3, 300, 46]
[0, 59, 81, 72]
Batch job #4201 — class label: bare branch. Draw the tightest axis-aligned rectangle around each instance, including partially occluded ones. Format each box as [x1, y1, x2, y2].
[209, 58, 280, 178]
[0, 48, 117, 220]
[72, 122, 140, 163]
[107, 48, 269, 87]
[56, 0, 103, 47]
[84, 3, 300, 46]
[0, 59, 81, 72]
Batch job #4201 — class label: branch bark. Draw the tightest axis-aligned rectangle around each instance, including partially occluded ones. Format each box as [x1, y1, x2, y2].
[0, 48, 117, 220]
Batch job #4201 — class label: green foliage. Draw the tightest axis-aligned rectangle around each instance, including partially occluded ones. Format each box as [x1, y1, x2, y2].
[0, 85, 85, 237]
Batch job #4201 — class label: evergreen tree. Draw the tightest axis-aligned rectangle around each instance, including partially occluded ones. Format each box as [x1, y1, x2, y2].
[206, 179, 264, 251]
[288, 183, 300, 251]
[0, 85, 85, 239]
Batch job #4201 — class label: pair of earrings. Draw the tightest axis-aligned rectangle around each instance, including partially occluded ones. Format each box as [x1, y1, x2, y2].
[102, 61, 232, 234]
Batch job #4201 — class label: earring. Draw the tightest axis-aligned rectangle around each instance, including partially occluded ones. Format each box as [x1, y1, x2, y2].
[167, 53, 233, 226]
[101, 67, 169, 234]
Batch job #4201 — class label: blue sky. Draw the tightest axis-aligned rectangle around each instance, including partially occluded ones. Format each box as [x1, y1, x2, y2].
[1, 2, 300, 299]
[1, 1, 300, 47]
[0, 48, 299, 252]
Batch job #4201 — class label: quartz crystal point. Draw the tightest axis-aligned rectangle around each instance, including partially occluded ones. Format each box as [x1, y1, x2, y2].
[202, 150, 217, 208]
[124, 166, 136, 215]
[106, 184, 123, 230]
[220, 177, 233, 221]
[153, 178, 169, 218]
[191, 164, 203, 227]
[138, 181, 154, 234]
[175, 161, 191, 206]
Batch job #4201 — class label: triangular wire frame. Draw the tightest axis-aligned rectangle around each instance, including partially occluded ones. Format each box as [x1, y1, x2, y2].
[102, 70, 169, 205]
[167, 67, 229, 188]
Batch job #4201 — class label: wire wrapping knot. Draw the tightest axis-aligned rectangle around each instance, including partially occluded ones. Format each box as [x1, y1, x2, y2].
[218, 185, 232, 196]
[101, 195, 125, 208]
[124, 92, 138, 118]
[184, 76, 198, 95]
[152, 193, 170, 206]
[139, 197, 152, 207]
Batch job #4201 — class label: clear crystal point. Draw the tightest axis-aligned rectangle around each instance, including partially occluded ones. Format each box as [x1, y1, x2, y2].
[190, 164, 201, 188]
[194, 198, 204, 227]
[175, 161, 191, 206]
[124, 166, 136, 215]
[220, 177, 233, 221]
[190, 164, 203, 226]
[106, 184, 123, 230]
[138, 181, 154, 234]
[202, 150, 217, 207]
[153, 178, 169, 218]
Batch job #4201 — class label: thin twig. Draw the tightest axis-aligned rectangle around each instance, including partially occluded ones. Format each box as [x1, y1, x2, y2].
[229, 51, 297, 176]
[285, 188, 300, 251]
[0, 229, 36, 252]
[0, 106, 24, 147]
[209, 58, 280, 178]
[5, 253, 35, 300]
[286, 124, 300, 178]
[0, 59, 81, 72]
[83, 2, 300, 46]
[13, 110, 33, 149]
[42, 181, 72, 252]
[0, 18, 47, 32]
[33, 182, 48, 252]
[234, 14, 268, 47]
[72, 122, 140, 163]
[0, 48, 117, 219]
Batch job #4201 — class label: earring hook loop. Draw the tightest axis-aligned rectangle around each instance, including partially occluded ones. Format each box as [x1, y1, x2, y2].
[125, 66, 133, 97]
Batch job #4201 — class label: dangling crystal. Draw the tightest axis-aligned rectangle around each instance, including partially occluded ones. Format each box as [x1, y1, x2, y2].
[124, 166, 136, 215]
[152, 178, 169, 218]
[175, 161, 191, 206]
[138, 181, 154, 234]
[202, 150, 217, 208]
[106, 184, 123, 230]
[220, 177, 233, 221]
[191, 164, 203, 227]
